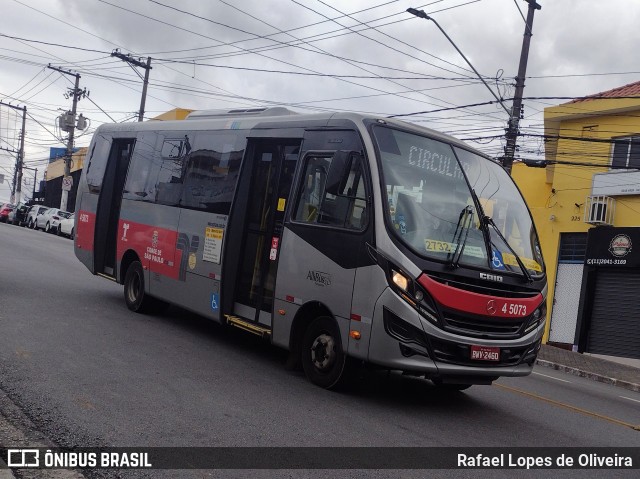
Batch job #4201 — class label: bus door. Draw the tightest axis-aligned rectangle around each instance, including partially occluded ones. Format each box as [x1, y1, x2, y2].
[224, 138, 301, 327]
[94, 138, 135, 278]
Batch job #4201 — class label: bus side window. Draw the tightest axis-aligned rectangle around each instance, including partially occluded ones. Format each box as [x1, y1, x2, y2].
[123, 132, 161, 202]
[155, 137, 188, 206]
[178, 131, 244, 214]
[86, 134, 113, 194]
[294, 156, 329, 223]
[339, 155, 368, 229]
[293, 153, 368, 230]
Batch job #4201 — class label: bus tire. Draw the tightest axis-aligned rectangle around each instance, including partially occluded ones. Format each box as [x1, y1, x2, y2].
[301, 316, 347, 389]
[123, 260, 162, 314]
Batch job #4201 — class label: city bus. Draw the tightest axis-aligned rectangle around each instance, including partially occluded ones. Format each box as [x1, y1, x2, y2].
[74, 107, 547, 390]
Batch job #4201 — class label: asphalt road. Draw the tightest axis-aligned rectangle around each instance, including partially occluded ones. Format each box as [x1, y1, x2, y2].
[0, 223, 638, 479]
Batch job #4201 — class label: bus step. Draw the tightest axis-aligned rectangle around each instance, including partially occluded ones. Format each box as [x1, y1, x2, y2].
[225, 315, 271, 338]
[96, 272, 117, 282]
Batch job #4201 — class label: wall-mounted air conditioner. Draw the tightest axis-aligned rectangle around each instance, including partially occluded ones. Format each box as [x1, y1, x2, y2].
[584, 195, 615, 226]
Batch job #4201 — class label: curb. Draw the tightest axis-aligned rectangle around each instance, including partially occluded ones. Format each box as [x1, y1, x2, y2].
[536, 359, 640, 393]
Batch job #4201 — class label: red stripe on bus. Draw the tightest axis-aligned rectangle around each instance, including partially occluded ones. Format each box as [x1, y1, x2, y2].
[76, 210, 95, 251]
[350, 313, 362, 322]
[117, 219, 181, 280]
[417, 273, 543, 318]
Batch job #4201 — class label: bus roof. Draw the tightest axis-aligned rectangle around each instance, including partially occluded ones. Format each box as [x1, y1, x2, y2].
[93, 107, 490, 159]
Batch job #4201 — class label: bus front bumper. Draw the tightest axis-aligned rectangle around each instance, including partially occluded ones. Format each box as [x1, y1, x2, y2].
[367, 288, 544, 382]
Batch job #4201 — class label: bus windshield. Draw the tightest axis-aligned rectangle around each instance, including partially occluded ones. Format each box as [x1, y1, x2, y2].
[373, 125, 545, 277]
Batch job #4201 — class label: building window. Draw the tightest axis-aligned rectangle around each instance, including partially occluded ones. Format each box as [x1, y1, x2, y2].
[558, 233, 587, 263]
[611, 136, 640, 170]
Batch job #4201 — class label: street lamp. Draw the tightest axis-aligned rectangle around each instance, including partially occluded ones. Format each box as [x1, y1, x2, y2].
[406, 7, 510, 116]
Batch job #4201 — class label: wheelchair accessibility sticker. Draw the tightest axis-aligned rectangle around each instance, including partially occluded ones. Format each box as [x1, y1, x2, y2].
[492, 249, 506, 270]
[211, 293, 219, 311]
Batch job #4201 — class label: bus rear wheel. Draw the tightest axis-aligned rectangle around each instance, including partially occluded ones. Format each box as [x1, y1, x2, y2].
[301, 316, 347, 389]
[123, 260, 168, 314]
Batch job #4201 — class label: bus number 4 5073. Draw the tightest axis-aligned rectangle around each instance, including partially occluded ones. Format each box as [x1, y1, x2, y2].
[502, 303, 527, 316]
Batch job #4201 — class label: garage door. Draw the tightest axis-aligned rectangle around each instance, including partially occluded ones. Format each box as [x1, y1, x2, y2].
[549, 263, 584, 343]
[587, 269, 640, 359]
[549, 233, 587, 345]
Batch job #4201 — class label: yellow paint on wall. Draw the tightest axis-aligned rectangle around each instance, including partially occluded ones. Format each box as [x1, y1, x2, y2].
[512, 94, 640, 344]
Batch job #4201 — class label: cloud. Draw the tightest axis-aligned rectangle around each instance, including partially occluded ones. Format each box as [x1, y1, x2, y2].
[2, 0, 640, 202]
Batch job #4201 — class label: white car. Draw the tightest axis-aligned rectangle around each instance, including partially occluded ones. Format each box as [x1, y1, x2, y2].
[37, 208, 71, 233]
[26, 205, 49, 229]
[57, 213, 75, 238]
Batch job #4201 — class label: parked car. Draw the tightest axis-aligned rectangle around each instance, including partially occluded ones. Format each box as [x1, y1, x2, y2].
[37, 208, 71, 233]
[0, 203, 15, 223]
[7, 202, 29, 226]
[58, 213, 75, 238]
[26, 205, 49, 229]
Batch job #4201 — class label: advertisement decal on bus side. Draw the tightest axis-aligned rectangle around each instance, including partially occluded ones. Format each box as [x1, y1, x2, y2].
[116, 219, 180, 280]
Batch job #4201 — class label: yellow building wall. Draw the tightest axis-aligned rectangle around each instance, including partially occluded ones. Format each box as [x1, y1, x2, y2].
[513, 97, 640, 343]
[45, 147, 87, 181]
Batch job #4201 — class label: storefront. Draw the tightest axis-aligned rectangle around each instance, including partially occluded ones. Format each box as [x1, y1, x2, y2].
[575, 227, 640, 359]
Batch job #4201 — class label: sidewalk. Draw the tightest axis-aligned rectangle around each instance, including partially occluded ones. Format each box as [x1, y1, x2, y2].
[536, 344, 640, 392]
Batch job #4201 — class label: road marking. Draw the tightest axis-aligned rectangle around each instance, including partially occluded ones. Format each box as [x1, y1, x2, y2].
[532, 371, 571, 383]
[620, 396, 640, 404]
[495, 383, 640, 431]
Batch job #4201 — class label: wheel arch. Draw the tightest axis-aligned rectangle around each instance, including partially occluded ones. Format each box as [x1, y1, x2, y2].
[119, 249, 141, 285]
[289, 300, 340, 354]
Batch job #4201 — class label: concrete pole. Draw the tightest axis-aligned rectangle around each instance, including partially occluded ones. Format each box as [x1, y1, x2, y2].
[138, 57, 151, 122]
[15, 106, 26, 205]
[503, 0, 542, 174]
[60, 74, 80, 211]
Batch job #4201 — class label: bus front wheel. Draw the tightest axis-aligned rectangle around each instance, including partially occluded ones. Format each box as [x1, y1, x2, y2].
[123, 260, 167, 314]
[301, 316, 347, 389]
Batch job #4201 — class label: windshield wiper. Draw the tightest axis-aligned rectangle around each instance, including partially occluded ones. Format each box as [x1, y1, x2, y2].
[484, 215, 533, 283]
[447, 205, 474, 268]
[466, 188, 532, 282]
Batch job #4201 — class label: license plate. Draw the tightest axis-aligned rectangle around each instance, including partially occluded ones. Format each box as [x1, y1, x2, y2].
[470, 345, 500, 361]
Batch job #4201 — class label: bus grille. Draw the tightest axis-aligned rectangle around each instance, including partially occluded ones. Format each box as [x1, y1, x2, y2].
[441, 311, 528, 340]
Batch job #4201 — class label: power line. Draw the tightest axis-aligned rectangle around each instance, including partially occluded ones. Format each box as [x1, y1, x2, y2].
[0, 33, 111, 55]
[292, 0, 505, 120]
[97, 0, 440, 107]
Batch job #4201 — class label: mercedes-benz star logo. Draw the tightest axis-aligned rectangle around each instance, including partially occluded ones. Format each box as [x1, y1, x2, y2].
[486, 300, 497, 316]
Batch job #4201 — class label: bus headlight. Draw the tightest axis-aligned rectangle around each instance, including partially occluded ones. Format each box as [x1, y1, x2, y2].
[392, 270, 409, 291]
[388, 268, 439, 325]
[525, 301, 547, 334]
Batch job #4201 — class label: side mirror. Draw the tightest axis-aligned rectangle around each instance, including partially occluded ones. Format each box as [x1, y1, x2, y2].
[325, 151, 355, 196]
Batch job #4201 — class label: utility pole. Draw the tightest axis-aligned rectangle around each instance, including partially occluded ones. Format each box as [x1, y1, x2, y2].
[14, 106, 27, 205]
[0, 101, 26, 204]
[48, 65, 84, 211]
[30, 167, 37, 201]
[20, 165, 37, 202]
[503, 0, 542, 174]
[138, 56, 152, 122]
[111, 50, 152, 121]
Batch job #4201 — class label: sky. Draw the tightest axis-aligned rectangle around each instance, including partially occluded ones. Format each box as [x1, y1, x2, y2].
[1, 0, 640, 204]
